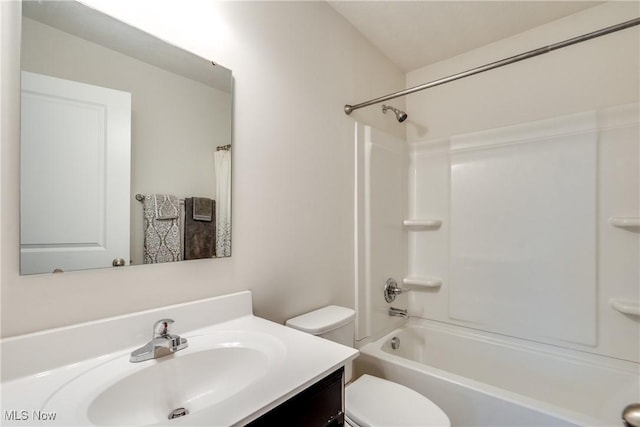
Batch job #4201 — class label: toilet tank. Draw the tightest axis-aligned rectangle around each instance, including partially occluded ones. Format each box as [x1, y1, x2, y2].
[285, 306, 356, 347]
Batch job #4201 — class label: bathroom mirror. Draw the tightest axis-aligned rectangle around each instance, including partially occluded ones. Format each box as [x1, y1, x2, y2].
[19, 0, 233, 275]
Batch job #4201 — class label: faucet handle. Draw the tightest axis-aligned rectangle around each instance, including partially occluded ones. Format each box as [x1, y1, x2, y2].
[153, 319, 174, 338]
[384, 278, 409, 303]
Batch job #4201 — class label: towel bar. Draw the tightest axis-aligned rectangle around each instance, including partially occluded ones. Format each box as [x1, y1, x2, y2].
[135, 194, 185, 204]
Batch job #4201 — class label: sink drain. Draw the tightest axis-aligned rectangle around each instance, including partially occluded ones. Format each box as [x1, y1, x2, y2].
[168, 408, 188, 420]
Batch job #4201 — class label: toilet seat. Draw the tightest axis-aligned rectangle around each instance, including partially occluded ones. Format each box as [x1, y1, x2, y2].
[345, 375, 450, 427]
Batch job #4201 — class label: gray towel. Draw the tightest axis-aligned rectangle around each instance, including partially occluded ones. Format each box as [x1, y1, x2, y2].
[193, 197, 213, 221]
[184, 198, 216, 260]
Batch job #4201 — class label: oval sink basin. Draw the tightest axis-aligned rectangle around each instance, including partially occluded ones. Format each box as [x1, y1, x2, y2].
[42, 331, 285, 426]
[89, 347, 266, 425]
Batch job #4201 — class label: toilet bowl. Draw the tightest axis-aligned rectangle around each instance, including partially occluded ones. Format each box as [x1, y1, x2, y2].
[286, 306, 450, 427]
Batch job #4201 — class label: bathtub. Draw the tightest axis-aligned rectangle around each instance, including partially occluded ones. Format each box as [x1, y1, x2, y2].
[353, 319, 639, 426]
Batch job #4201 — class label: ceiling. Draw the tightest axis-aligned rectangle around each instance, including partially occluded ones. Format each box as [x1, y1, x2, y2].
[328, 1, 604, 72]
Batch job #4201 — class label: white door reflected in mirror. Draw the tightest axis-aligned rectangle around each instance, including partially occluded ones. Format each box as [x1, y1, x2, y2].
[20, 71, 131, 274]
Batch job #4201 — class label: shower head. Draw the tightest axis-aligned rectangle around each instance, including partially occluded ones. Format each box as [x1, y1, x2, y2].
[382, 104, 408, 123]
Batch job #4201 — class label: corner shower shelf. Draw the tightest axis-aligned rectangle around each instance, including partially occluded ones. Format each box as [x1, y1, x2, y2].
[609, 299, 640, 316]
[403, 219, 442, 229]
[609, 217, 640, 229]
[403, 277, 442, 289]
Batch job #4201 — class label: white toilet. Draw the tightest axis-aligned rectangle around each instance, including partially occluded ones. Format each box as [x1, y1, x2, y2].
[286, 306, 450, 427]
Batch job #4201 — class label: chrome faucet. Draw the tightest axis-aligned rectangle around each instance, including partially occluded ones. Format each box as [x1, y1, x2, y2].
[389, 307, 409, 319]
[129, 319, 188, 363]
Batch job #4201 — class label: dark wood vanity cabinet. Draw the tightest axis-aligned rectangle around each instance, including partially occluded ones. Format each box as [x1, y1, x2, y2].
[246, 367, 344, 427]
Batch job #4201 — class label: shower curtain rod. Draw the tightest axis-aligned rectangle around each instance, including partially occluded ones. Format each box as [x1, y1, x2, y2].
[344, 17, 640, 115]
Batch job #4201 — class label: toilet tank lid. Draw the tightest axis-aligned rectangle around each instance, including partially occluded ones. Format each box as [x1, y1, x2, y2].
[285, 305, 356, 335]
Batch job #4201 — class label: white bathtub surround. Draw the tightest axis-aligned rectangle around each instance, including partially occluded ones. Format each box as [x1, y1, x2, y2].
[450, 111, 597, 346]
[384, 102, 640, 427]
[0, 292, 358, 426]
[354, 319, 640, 427]
[354, 124, 408, 342]
[407, 102, 639, 362]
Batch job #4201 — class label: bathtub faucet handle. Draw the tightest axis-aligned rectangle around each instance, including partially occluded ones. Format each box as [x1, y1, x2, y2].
[384, 278, 409, 303]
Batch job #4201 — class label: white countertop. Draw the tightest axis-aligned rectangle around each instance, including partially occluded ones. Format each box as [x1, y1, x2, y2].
[1, 292, 358, 426]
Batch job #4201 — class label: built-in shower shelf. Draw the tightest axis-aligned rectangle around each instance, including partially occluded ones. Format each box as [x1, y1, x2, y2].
[403, 277, 442, 288]
[609, 217, 640, 229]
[609, 299, 640, 316]
[403, 219, 442, 229]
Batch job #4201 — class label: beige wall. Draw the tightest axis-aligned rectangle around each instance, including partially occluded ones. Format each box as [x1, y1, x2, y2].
[405, 2, 639, 142]
[0, 1, 405, 337]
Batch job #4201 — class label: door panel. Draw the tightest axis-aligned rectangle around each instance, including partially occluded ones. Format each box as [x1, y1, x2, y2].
[20, 71, 131, 274]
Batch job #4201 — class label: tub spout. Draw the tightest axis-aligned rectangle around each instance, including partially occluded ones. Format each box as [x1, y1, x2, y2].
[389, 307, 408, 319]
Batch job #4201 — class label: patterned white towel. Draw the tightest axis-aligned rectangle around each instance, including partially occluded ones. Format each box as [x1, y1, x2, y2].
[143, 194, 182, 263]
